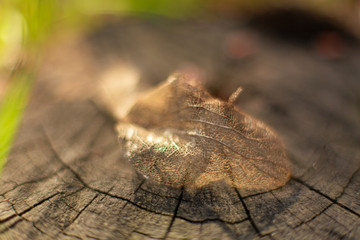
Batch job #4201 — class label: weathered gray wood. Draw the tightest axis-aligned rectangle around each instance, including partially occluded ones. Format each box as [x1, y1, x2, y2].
[1, 17, 360, 239]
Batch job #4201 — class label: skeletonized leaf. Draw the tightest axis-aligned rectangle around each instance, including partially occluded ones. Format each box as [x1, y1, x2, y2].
[117, 74, 290, 190]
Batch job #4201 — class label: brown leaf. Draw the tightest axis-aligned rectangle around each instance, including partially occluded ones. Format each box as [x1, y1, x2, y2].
[117, 74, 291, 190]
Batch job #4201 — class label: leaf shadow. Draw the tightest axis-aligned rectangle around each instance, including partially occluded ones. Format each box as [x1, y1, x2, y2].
[129, 173, 301, 239]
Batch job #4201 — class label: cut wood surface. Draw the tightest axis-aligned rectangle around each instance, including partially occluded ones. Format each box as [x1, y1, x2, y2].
[1, 17, 360, 239]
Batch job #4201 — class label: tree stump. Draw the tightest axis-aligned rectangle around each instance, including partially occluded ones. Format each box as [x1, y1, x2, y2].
[1, 17, 359, 239]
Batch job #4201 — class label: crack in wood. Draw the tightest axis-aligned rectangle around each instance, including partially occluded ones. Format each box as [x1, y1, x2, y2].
[61, 232, 83, 240]
[0, 166, 67, 196]
[133, 178, 147, 194]
[0, 219, 24, 234]
[293, 202, 333, 229]
[0, 192, 61, 235]
[289, 167, 360, 232]
[20, 214, 48, 237]
[0, 192, 60, 224]
[133, 230, 163, 239]
[67, 110, 104, 144]
[139, 185, 244, 207]
[269, 191, 318, 233]
[242, 188, 279, 200]
[162, 187, 184, 240]
[119, 179, 147, 212]
[85, 233, 101, 240]
[43, 126, 250, 227]
[291, 176, 360, 218]
[293, 191, 353, 232]
[63, 193, 99, 230]
[135, 186, 179, 200]
[94, 183, 247, 225]
[233, 188, 271, 239]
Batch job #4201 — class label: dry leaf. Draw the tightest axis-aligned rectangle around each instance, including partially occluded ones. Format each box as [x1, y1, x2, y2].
[117, 74, 290, 190]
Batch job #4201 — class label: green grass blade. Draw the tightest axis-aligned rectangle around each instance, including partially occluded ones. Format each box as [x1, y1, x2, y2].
[0, 70, 32, 173]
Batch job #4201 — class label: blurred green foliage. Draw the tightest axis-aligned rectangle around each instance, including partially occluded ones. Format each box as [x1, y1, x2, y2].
[0, 0, 202, 173]
[0, 0, 58, 172]
[0, 69, 32, 168]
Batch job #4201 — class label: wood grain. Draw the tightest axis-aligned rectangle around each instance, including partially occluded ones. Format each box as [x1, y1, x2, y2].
[1, 17, 360, 239]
